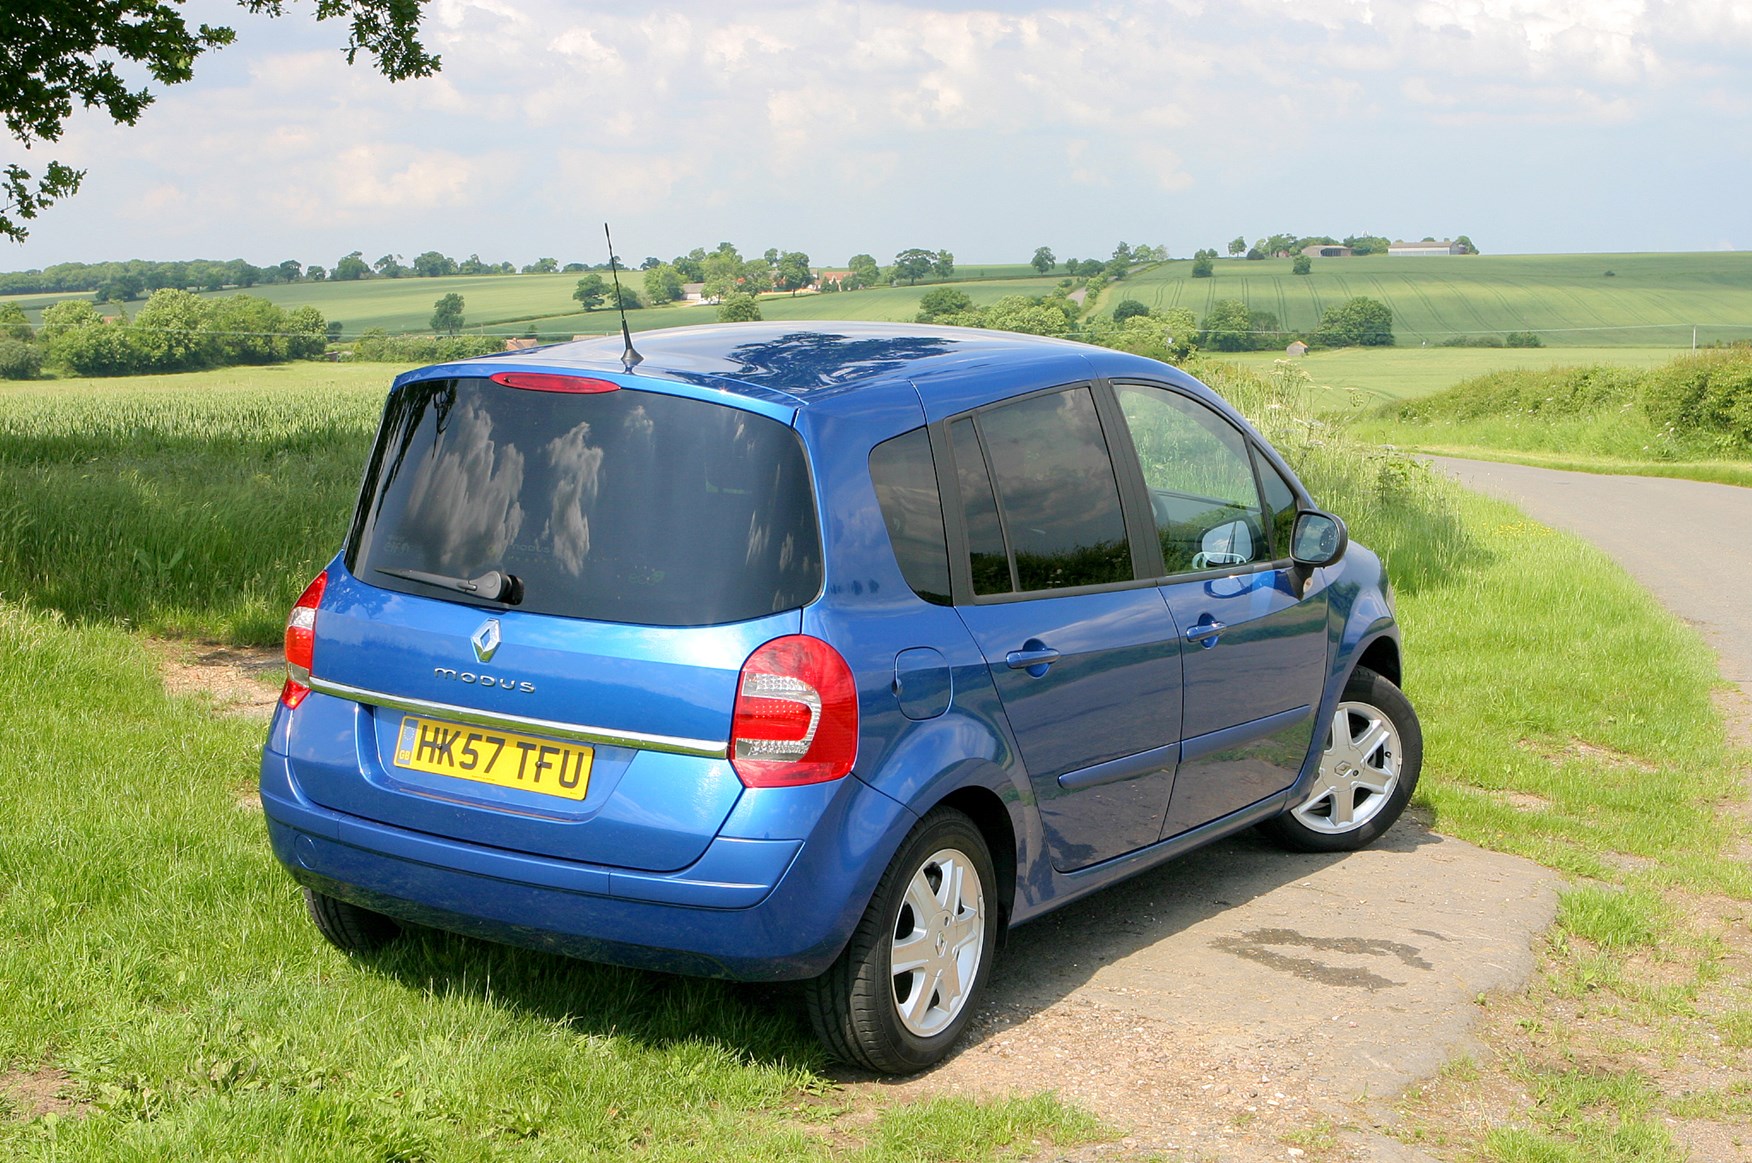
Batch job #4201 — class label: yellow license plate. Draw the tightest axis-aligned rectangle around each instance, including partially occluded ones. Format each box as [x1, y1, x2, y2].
[392, 715, 593, 800]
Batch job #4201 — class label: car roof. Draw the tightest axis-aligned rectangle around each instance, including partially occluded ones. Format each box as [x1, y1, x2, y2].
[409, 321, 1219, 419]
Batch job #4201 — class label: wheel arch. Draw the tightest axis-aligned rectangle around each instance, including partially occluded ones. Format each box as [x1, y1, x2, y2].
[1354, 633, 1401, 688]
[931, 784, 1018, 934]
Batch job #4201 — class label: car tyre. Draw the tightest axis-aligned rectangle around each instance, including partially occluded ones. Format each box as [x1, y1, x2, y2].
[304, 888, 402, 954]
[1262, 666, 1421, 853]
[805, 808, 998, 1074]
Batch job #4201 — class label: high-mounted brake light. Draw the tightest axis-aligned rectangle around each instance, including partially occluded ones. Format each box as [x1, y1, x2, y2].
[280, 570, 328, 709]
[489, 371, 619, 394]
[731, 636, 859, 787]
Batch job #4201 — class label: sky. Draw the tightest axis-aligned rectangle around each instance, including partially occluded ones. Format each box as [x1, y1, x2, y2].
[5, 0, 1751, 271]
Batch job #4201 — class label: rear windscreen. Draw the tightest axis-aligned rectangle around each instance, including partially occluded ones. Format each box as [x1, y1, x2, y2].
[346, 377, 822, 626]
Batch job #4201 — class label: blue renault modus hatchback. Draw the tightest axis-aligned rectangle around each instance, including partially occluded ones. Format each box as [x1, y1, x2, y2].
[262, 321, 1420, 1073]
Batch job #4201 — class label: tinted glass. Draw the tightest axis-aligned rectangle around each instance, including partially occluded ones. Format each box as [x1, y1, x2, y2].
[347, 378, 821, 626]
[869, 428, 951, 605]
[1114, 383, 1268, 575]
[978, 387, 1133, 592]
[950, 417, 1013, 595]
[1254, 450, 1299, 559]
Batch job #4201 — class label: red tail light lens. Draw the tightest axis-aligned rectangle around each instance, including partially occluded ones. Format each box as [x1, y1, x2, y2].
[489, 372, 619, 394]
[280, 570, 328, 709]
[731, 635, 858, 787]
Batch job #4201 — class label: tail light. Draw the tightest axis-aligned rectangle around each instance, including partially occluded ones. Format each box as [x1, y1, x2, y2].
[280, 570, 328, 709]
[731, 635, 858, 787]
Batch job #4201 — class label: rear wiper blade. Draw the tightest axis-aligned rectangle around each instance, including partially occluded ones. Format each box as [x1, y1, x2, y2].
[376, 567, 523, 604]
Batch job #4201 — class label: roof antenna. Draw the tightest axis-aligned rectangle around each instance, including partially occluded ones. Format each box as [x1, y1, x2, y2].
[604, 223, 643, 370]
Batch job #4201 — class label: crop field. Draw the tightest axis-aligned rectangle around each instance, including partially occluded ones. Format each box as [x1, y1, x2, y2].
[1104, 251, 1752, 347]
[12, 252, 1752, 355]
[1203, 345, 1683, 404]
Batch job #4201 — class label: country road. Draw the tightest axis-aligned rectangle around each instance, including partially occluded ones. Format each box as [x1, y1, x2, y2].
[1429, 457, 1752, 707]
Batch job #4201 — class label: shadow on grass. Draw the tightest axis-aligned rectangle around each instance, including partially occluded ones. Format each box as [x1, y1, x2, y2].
[356, 929, 824, 1072]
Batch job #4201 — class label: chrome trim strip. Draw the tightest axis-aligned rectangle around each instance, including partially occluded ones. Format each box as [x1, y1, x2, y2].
[306, 675, 730, 759]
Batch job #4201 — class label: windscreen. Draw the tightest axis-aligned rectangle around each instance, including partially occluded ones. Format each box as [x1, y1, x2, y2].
[346, 377, 822, 626]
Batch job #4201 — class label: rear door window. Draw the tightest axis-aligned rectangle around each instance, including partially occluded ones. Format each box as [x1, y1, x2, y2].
[951, 386, 1135, 595]
[347, 377, 822, 626]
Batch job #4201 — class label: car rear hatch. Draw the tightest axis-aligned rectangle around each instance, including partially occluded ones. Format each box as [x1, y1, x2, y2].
[285, 369, 822, 873]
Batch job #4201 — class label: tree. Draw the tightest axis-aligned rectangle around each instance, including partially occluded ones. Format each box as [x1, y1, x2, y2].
[572, 274, 607, 311]
[607, 283, 641, 311]
[430, 293, 465, 335]
[411, 250, 457, 278]
[306, 265, 327, 281]
[891, 248, 936, 285]
[1191, 255, 1215, 278]
[522, 257, 559, 274]
[1030, 247, 1056, 275]
[276, 259, 304, 283]
[846, 253, 881, 289]
[716, 292, 762, 322]
[1455, 234, 1479, 254]
[1228, 236, 1247, 257]
[643, 263, 684, 305]
[1, 1, 437, 242]
[0, 301, 33, 342]
[458, 254, 492, 275]
[1312, 296, 1395, 347]
[917, 287, 973, 322]
[933, 250, 954, 279]
[334, 251, 369, 281]
[701, 243, 746, 300]
[1112, 299, 1150, 323]
[1292, 254, 1313, 276]
[774, 251, 813, 295]
[1244, 246, 1265, 261]
[1199, 299, 1281, 351]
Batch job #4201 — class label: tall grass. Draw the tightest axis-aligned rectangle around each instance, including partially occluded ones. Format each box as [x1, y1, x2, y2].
[1356, 347, 1752, 462]
[1193, 356, 1482, 595]
[0, 366, 388, 643]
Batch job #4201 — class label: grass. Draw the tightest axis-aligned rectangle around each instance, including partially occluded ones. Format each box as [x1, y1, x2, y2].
[0, 364, 394, 643]
[1105, 251, 1752, 349]
[1203, 346, 1682, 405]
[21, 249, 1752, 357]
[3, 356, 1750, 1158]
[1350, 347, 1752, 484]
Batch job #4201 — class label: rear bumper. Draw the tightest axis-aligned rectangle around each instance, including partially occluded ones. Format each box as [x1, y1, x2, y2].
[261, 749, 914, 980]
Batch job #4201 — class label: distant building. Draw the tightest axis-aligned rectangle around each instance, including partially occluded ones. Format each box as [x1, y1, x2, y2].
[1301, 245, 1353, 258]
[1388, 240, 1465, 257]
[681, 282, 709, 304]
[1286, 341, 1309, 356]
[503, 337, 540, 351]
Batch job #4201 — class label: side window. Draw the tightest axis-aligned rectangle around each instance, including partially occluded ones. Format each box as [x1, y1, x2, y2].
[950, 417, 1014, 595]
[964, 386, 1134, 593]
[869, 428, 952, 605]
[1113, 383, 1269, 575]
[1253, 450, 1300, 561]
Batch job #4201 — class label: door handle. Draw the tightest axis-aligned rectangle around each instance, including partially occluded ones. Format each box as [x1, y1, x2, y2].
[1005, 645, 1061, 674]
[1184, 618, 1226, 645]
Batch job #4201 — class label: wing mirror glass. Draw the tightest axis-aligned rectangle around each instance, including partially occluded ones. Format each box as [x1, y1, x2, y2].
[1192, 519, 1253, 570]
[1291, 510, 1348, 567]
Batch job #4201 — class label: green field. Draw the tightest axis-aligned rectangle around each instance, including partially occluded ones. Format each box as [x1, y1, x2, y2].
[1103, 252, 1752, 347]
[10, 252, 1752, 354]
[1203, 345, 1684, 405]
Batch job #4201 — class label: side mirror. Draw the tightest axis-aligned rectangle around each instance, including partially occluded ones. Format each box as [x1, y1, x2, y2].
[1290, 510, 1348, 567]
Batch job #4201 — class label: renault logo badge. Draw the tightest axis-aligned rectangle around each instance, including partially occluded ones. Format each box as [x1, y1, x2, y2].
[471, 619, 502, 664]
